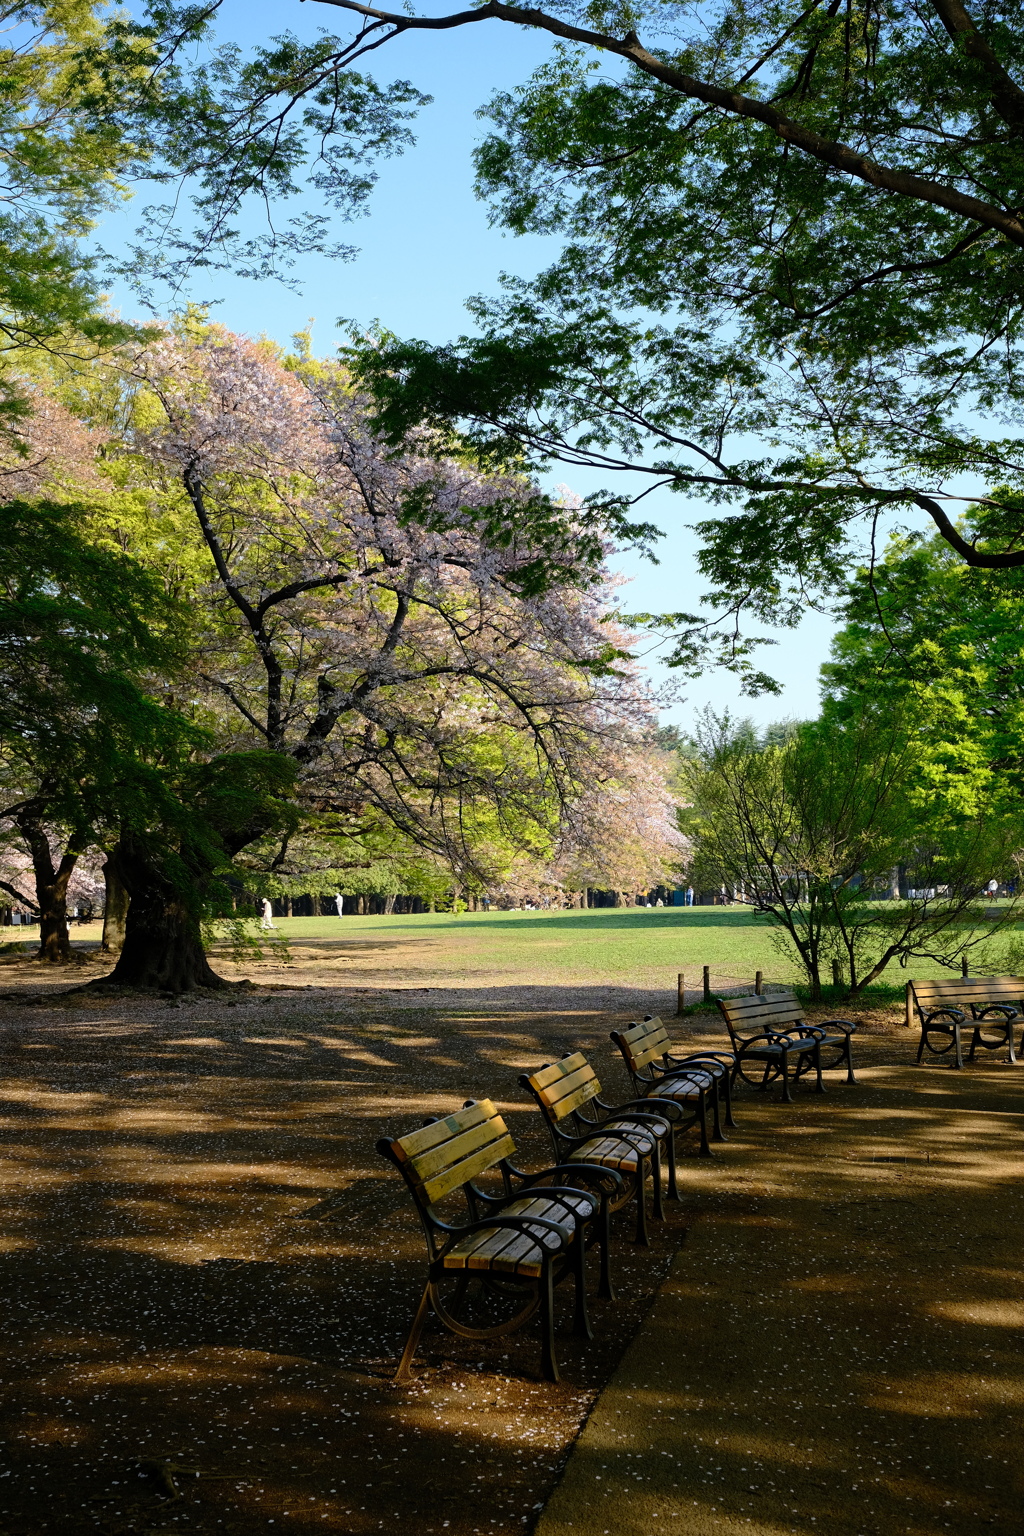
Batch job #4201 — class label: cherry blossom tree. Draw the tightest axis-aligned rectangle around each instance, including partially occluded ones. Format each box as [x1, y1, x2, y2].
[93, 324, 666, 988]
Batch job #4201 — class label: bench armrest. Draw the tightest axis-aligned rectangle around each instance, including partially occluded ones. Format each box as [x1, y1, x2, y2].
[509, 1162, 626, 1199]
[972, 1004, 1018, 1021]
[446, 1213, 574, 1250]
[737, 1030, 814, 1052]
[665, 1050, 736, 1067]
[921, 1006, 967, 1026]
[819, 1018, 859, 1034]
[595, 1097, 679, 1127]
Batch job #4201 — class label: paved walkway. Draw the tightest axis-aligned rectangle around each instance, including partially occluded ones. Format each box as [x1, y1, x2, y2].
[537, 1031, 1023, 1536]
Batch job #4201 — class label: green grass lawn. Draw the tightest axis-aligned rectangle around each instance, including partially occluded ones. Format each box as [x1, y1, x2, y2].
[275, 904, 793, 989]
[51, 901, 1020, 999]
[247, 904, 1023, 1000]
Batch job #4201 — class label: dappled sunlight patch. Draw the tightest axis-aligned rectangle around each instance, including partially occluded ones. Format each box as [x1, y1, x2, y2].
[13, 1414, 90, 1447]
[787, 1273, 864, 1293]
[87, 1234, 278, 1263]
[927, 1299, 1024, 1328]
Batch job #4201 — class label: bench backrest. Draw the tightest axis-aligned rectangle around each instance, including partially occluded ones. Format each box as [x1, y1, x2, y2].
[613, 1017, 673, 1074]
[906, 976, 1024, 1028]
[379, 1098, 515, 1211]
[520, 1052, 601, 1127]
[717, 990, 805, 1045]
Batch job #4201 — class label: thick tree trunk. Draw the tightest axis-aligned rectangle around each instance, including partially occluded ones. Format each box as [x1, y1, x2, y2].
[16, 814, 86, 964]
[101, 860, 129, 953]
[98, 839, 228, 994]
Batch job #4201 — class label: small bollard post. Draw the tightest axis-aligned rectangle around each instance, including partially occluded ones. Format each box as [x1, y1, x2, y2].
[754, 969, 763, 995]
[702, 964, 711, 1003]
[832, 959, 842, 989]
[961, 955, 969, 978]
[676, 972, 685, 1016]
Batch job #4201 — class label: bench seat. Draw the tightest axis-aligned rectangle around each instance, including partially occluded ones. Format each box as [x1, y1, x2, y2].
[379, 1097, 623, 1382]
[445, 1190, 595, 1276]
[610, 1017, 734, 1159]
[908, 977, 1023, 1068]
[717, 991, 858, 1102]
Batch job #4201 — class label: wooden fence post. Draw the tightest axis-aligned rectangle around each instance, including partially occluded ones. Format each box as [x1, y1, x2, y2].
[676, 973, 685, 1017]
[703, 965, 711, 1003]
[961, 955, 969, 978]
[754, 969, 763, 995]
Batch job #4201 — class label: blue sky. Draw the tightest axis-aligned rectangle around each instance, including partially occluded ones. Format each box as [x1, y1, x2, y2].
[100, 0, 835, 729]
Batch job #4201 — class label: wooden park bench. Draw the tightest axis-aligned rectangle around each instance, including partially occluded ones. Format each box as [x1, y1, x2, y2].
[520, 1051, 681, 1243]
[378, 1098, 623, 1384]
[907, 977, 1023, 1069]
[716, 990, 858, 1102]
[609, 1017, 737, 1155]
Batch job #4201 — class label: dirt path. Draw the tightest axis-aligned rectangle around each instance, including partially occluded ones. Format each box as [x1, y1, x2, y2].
[536, 1032, 1024, 1536]
[1, 979, 1018, 1536]
[0, 984, 701, 1536]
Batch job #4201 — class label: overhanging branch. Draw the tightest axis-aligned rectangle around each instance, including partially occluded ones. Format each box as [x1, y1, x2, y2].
[315, 0, 1024, 246]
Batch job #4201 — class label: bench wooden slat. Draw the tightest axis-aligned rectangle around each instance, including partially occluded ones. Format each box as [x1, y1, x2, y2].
[445, 1226, 543, 1276]
[530, 1056, 582, 1090]
[405, 1115, 509, 1183]
[718, 992, 807, 1043]
[529, 1055, 601, 1119]
[392, 1099, 497, 1160]
[720, 998, 806, 1021]
[618, 1018, 672, 1070]
[568, 1138, 641, 1171]
[419, 1133, 517, 1206]
[910, 978, 1024, 1003]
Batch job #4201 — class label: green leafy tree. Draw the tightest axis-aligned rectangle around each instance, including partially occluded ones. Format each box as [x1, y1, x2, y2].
[822, 512, 1024, 817]
[0, 0, 187, 416]
[178, 0, 1022, 682]
[0, 498, 195, 960]
[683, 711, 1021, 998]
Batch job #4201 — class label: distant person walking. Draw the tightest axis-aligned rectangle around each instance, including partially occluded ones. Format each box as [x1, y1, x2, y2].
[685, 886, 694, 906]
[335, 893, 344, 917]
[260, 898, 277, 930]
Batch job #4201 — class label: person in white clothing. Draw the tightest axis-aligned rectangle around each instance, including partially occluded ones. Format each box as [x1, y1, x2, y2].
[260, 898, 276, 929]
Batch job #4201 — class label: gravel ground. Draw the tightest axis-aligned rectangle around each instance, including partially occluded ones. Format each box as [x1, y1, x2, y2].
[0, 956, 735, 1536]
[0, 954, 953, 1536]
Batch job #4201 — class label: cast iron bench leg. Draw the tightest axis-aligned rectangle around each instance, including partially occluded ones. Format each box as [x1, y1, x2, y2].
[571, 1228, 593, 1340]
[540, 1261, 559, 1383]
[696, 1088, 712, 1156]
[651, 1141, 665, 1221]
[722, 1069, 737, 1129]
[598, 1203, 615, 1301]
[780, 1051, 793, 1104]
[634, 1159, 650, 1246]
[666, 1126, 680, 1201]
[953, 1022, 964, 1069]
[844, 1037, 857, 1084]
[710, 1079, 727, 1143]
[394, 1281, 432, 1385]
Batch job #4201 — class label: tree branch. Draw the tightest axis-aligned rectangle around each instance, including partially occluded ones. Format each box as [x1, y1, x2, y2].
[927, 0, 1024, 134]
[316, 0, 1024, 246]
[914, 492, 1024, 567]
[0, 879, 39, 913]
